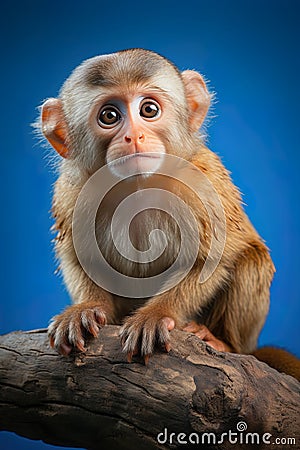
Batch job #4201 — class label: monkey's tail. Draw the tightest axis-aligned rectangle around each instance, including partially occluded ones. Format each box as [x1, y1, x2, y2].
[252, 347, 300, 382]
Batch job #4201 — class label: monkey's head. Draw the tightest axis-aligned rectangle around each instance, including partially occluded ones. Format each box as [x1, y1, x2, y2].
[41, 49, 211, 176]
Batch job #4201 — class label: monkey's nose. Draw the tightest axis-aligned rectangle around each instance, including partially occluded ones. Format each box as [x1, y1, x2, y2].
[124, 133, 145, 144]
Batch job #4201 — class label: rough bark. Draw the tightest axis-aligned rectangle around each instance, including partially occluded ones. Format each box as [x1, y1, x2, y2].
[0, 327, 299, 450]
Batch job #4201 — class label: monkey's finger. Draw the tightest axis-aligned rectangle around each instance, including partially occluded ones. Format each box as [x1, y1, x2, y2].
[191, 326, 230, 352]
[81, 309, 100, 337]
[194, 326, 214, 341]
[49, 335, 55, 348]
[144, 354, 150, 365]
[74, 339, 86, 353]
[48, 315, 60, 338]
[165, 342, 171, 353]
[126, 344, 139, 363]
[162, 317, 175, 331]
[48, 318, 74, 354]
[120, 323, 141, 355]
[67, 317, 86, 352]
[94, 308, 107, 326]
[141, 321, 156, 357]
[157, 318, 172, 352]
[49, 331, 66, 354]
[163, 319, 173, 352]
[183, 321, 201, 333]
[52, 330, 74, 355]
[59, 341, 73, 356]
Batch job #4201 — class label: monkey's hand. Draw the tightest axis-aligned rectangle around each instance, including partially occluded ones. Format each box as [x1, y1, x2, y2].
[183, 322, 232, 352]
[120, 311, 175, 364]
[48, 301, 107, 355]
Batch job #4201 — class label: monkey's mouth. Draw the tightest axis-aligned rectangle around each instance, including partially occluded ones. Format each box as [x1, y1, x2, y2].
[108, 152, 165, 179]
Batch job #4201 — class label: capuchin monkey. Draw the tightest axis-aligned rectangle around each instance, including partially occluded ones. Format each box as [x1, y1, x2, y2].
[38, 48, 300, 380]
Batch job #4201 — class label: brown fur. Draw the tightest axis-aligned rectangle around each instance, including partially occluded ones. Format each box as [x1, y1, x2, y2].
[39, 49, 298, 380]
[253, 347, 300, 381]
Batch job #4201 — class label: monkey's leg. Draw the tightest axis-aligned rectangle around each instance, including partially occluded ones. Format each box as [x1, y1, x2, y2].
[187, 242, 274, 355]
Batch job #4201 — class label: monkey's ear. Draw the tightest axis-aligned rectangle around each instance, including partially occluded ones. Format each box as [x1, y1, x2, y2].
[181, 70, 210, 132]
[41, 98, 69, 158]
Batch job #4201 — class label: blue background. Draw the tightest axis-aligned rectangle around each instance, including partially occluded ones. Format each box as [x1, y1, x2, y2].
[0, 1, 299, 449]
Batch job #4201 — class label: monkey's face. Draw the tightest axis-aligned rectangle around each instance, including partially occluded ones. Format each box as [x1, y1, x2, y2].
[89, 87, 181, 178]
[40, 49, 211, 175]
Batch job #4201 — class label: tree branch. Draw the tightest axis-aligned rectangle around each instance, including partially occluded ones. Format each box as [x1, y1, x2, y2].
[0, 327, 299, 449]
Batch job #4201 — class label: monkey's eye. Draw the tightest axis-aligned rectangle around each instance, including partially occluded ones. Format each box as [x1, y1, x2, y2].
[140, 99, 161, 120]
[98, 106, 121, 128]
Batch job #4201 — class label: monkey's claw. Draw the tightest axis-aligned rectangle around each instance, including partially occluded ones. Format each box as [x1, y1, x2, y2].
[48, 302, 107, 355]
[120, 314, 175, 363]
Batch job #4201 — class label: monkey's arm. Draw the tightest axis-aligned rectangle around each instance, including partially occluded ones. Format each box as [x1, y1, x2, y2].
[202, 240, 275, 354]
[49, 247, 118, 355]
[48, 173, 118, 355]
